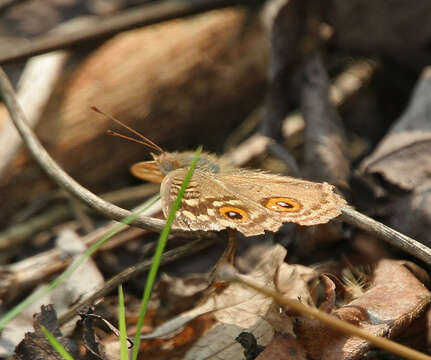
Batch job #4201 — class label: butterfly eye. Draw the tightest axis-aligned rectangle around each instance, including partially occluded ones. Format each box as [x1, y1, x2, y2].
[219, 206, 249, 222]
[265, 197, 302, 212]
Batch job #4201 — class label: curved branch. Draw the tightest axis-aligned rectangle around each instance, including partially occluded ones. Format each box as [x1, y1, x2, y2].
[58, 237, 215, 325]
[341, 206, 431, 266]
[0, 0, 247, 64]
[0, 67, 166, 233]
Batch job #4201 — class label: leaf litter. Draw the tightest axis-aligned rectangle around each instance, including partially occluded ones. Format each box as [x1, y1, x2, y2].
[360, 67, 431, 247]
[133, 245, 431, 360]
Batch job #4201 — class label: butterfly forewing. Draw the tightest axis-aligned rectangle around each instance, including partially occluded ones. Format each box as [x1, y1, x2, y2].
[160, 169, 287, 236]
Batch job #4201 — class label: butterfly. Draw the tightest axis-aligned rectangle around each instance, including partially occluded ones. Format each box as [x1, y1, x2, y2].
[131, 151, 346, 237]
[98, 107, 346, 237]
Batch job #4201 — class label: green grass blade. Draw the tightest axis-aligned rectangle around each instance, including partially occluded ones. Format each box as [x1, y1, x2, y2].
[0, 194, 160, 330]
[131, 146, 202, 360]
[41, 325, 75, 360]
[118, 285, 129, 360]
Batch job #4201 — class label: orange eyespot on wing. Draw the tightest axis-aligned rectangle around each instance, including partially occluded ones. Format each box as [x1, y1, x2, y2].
[265, 197, 302, 212]
[219, 206, 249, 222]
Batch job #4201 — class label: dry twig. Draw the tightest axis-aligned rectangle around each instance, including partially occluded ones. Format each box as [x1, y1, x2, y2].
[0, 0, 248, 64]
[341, 207, 431, 266]
[58, 237, 216, 325]
[0, 51, 68, 176]
[218, 264, 431, 360]
[0, 201, 161, 302]
[224, 59, 378, 166]
[0, 183, 158, 252]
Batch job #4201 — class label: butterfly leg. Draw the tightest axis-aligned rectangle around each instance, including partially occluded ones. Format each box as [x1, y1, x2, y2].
[210, 229, 237, 286]
[212, 228, 237, 273]
[220, 228, 237, 265]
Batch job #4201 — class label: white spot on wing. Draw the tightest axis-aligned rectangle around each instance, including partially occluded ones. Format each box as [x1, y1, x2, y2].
[197, 214, 210, 221]
[212, 200, 241, 207]
[181, 210, 196, 220]
[184, 198, 199, 206]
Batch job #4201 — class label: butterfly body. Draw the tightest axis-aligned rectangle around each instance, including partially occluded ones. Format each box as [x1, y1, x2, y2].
[131, 151, 346, 236]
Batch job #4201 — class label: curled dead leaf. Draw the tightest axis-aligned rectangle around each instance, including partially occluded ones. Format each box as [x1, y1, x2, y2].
[295, 259, 431, 360]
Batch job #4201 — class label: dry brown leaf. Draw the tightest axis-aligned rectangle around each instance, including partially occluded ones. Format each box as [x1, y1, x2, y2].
[13, 305, 79, 360]
[140, 245, 317, 360]
[295, 259, 431, 360]
[301, 53, 350, 188]
[317, 274, 337, 314]
[0, 230, 104, 357]
[359, 67, 431, 245]
[261, 0, 323, 139]
[256, 333, 307, 360]
[360, 67, 431, 192]
[155, 273, 211, 321]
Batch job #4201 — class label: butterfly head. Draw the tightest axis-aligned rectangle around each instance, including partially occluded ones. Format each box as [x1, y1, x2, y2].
[153, 151, 221, 175]
[152, 152, 182, 175]
[131, 151, 222, 183]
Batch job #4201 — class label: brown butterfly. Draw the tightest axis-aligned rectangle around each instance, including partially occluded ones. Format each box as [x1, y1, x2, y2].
[131, 151, 346, 236]
[99, 108, 346, 237]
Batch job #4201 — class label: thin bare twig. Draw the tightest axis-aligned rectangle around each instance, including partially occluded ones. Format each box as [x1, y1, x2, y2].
[267, 141, 300, 177]
[0, 201, 162, 303]
[58, 237, 216, 325]
[0, 66, 166, 233]
[0, 51, 68, 176]
[218, 264, 431, 360]
[0, 183, 158, 252]
[0, 0, 248, 64]
[225, 60, 379, 167]
[223, 133, 271, 166]
[341, 206, 431, 266]
[282, 59, 379, 139]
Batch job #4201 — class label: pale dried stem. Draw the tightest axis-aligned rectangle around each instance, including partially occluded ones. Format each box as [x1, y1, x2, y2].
[0, 0, 247, 64]
[58, 237, 216, 325]
[0, 51, 68, 176]
[0, 183, 158, 253]
[0, 201, 161, 302]
[219, 264, 431, 360]
[341, 206, 431, 266]
[225, 59, 379, 166]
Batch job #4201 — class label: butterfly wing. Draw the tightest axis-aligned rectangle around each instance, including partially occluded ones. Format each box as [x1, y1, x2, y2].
[131, 161, 165, 183]
[161, 168, 288, 236]
[217, 169, 346, 226]
[162, 168, 346, 236]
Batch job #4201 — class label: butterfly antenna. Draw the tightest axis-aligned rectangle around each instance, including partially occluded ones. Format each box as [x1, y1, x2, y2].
[106, 130, 161, 152]
[91, 106, 164, 153]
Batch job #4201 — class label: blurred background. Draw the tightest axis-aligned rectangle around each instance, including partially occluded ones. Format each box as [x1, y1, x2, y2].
[1, 0, 431, 358]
